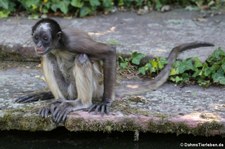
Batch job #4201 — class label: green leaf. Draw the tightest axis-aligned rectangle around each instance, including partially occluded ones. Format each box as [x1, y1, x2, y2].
[71, 0, 83, 8]
[212, 72, 225, 85]
[120, 61, 128, 69]
[178, 59, 194, 73]
[155, 0, 162, 11]
[193, 57, 203, 68]
[0, 0, 9, 9]
[80, 7, 91, 17]
[150, 59, 158, 69]
[138, 67, 146, 75]
[102, 0, 113, 8]
[170, 76, 183, 83]
[222, 63, 225, 71]
[157, 57, 167, 69]
[90, 0, 100, 7]
[59, 1, 69, 14]
[181, 73, 190, 82]
[51, 1, 69, 14]
[184, 59, 194, 70]
[131, 52, 145, 65]
[145, 63, 152, 69]
[20, 0, 40, 9]
[203, 67, 212, 77]
[207, 48, 225, 63]
[0, 10, 10, 18]
[192, 69, 201, 77]
[170, 68, 178, 76]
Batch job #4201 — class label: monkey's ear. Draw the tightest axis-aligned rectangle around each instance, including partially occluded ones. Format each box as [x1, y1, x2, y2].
[57, 31, 62, 40]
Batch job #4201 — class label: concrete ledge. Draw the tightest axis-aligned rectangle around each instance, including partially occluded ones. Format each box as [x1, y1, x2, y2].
[1, 104, 224, 136]
[0, 65, 224, 136]
[0, 44, 39, 61]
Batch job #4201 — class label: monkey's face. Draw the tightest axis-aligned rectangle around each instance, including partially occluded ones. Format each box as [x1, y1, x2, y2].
[32, 23, 54, 55]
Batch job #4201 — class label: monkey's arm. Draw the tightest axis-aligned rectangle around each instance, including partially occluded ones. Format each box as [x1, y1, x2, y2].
[65, 32, 117, 114]
[88, 51, 116, 114]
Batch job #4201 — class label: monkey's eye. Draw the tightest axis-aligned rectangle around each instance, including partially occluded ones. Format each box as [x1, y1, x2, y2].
[43, 35, 49, 41]
[33, 35, 39, 40]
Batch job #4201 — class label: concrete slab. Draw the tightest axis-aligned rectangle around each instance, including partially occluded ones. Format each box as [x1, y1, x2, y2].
[0, 9, 225, 136]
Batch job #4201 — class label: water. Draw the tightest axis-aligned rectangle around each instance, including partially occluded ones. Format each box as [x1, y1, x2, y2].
[0, 128, 224, 149]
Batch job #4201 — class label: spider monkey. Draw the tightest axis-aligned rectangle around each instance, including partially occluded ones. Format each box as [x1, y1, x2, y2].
[16, 18, 214, 123]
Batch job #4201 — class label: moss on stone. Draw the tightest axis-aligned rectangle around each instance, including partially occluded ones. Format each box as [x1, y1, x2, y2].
[0, 106, 56, 131]
[111, 97, 150, 116]
[0, 50, 23, 61]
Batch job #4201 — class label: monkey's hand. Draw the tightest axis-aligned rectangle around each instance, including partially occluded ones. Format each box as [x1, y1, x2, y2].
[15, 91, 53, 103]
[88, 100, 111, 115]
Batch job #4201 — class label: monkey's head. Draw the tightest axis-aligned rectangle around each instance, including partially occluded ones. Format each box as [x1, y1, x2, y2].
[32, 18, 62, 55]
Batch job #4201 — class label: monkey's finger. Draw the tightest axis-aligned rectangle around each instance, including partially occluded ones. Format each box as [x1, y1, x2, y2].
[38, 108, 43, 116]
[15, 95, 37, 103]
[56, 108, 69, 123]
[88, 104, 97, 113]
[52, 106, 62, 119]
[57, 104, 69, 118]
[39, 108, 47, 118]
[53, 104, 67, 122]
[41, 109, 46, 117]
[23, 96, 39, 103]
[94, 105, 100, 114]
[44, 108, 50, 118]
[55, 109, 65, 123]
[50, 104, 58, 114]
[62, 109, 71, 123]
[15, 97, 26, 103]
[100, 105, 105, 116]
[59, 108, 71, 123]
[105, 105, 110, 115]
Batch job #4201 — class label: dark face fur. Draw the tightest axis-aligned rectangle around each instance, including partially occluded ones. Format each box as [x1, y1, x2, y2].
[32, 19, 62, 55]
[32, 23, 53, 55]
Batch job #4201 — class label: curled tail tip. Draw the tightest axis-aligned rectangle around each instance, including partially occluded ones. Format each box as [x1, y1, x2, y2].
[199, 42, 214, 47]
[191, 41, 214, 47]
[175, 42, 214, 52]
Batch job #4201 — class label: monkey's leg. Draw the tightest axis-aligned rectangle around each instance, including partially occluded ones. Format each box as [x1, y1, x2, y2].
[51, 54, 95, 123]
[15, 91, 54, 103]
[38, 54, 72, 118]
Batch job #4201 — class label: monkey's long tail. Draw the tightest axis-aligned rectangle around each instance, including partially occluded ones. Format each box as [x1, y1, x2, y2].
[116, 42, 214, 97]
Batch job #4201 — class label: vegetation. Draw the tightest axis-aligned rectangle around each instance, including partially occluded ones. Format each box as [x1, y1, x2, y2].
[119, 48, 225, 87]
[0, 0, 224, 18]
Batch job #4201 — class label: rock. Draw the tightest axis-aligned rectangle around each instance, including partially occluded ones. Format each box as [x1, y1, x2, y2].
[161, 5, 171, 12]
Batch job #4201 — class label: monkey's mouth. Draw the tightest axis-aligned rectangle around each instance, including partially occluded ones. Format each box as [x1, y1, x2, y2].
[35, 47, 50, 55]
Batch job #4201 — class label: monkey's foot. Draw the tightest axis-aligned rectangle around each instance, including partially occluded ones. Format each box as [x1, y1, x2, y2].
[50, 101, 74, 123]
[38, 101, 61, 118]
[88, 101, 111, 115]
[15, 91, 53, 103]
